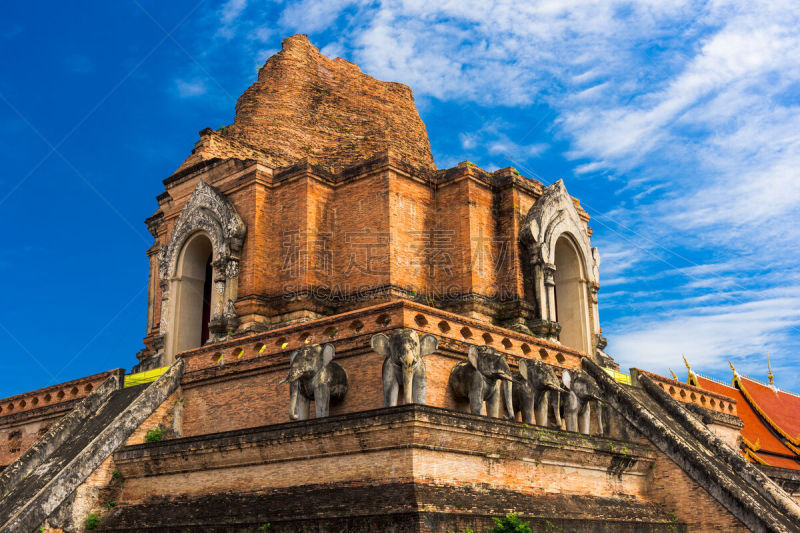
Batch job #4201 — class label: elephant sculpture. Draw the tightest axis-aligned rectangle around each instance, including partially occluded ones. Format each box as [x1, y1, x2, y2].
[371, 329, 438, 406]
[562, 369, 604, 434]
[284, 343, 348, 420]
[449, 345, 515, 418]
[512, 357, 566, 427]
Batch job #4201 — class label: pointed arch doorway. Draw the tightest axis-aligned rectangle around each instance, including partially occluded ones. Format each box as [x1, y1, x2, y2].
[170, 233, 215, 355]
[553, 235, 590, 353]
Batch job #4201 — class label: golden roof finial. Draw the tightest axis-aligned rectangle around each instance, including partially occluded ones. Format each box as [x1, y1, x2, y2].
[768, 357, 775, 387]
[728, 360, 740, 386]
[683, 354, 698, 385]
[669, 368, 678, 380]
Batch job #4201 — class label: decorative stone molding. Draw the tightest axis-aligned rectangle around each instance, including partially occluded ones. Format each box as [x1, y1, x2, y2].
[520, 180, 596, 273]
[594, 333, 607, 351]
[159, 181, 247, 360]
[589, 282, 600, 304]
[528, 318, 562, 338]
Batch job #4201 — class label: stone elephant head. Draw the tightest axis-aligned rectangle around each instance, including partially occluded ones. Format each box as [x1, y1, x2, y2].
[562, 369, 603, 434]
[371, 329, 438, 406]
[449, 345, 515, 419]
[284, 343, 348, 420]
[512, 357, 566, 426]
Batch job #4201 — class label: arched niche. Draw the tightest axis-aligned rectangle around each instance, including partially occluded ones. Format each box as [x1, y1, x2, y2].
[170, 233, 215, 355]
[519, 180, 601, 356]
[553, 234, 590, 353]
[159, 181, 246, 362]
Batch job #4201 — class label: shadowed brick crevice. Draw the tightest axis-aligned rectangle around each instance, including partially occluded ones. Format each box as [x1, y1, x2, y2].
[98, 481, 683, 532]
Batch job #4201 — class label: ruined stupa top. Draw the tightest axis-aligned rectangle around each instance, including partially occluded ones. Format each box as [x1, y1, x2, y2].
[175, 35, 436, 174]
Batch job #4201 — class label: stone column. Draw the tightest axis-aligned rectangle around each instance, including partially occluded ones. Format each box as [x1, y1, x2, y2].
[208, 259, 228, 341]
[223, 257, 241, 335]
[543, 263, 557, 321]
[528, 261, 561, 341]
[589, 282, 600, 337]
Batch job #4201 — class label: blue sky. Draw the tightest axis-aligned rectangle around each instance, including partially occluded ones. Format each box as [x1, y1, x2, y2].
[0, 1, 798, 396]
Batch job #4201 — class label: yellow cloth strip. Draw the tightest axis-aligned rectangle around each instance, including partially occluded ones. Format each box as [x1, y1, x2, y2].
[124, 366, 169, 388]
[603, 367, 632, 385]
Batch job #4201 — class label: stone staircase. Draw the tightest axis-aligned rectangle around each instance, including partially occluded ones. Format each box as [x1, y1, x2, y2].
[584, 357, 800, 533]
[0, 361, 183, 533]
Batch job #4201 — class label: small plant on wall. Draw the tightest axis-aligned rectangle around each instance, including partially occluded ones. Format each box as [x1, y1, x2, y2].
[144, 426, 167, 443]
[488, 512, 532, 533]
[85, 512, 101, 530]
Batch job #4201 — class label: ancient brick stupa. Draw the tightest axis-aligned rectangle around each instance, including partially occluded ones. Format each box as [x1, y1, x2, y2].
[1, 35, 799, 533]
[176, 34, 436, 173]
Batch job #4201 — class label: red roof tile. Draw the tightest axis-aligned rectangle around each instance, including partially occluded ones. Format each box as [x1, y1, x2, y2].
[696, 375, 800, 470]
[738, 375, 800, 445]
[754, 452, 800, 470]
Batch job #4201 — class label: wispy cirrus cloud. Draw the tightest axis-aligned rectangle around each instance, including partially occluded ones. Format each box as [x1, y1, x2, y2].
[183, 0, 800, 386]
[175, 79, 207, 98]
[609, 285, 800, 388]
[217, 0, 248, 39]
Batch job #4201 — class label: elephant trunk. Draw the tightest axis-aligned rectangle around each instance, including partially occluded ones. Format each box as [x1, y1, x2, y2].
[551, 390, 563, 427]
[503, 378, 515, 419]
[596, 400, 605, 435]
[288, 382, 299, 420]
[402, 363, 415, 404]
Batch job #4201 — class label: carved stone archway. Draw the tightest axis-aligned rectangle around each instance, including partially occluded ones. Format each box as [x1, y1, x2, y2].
[519, 180, 603, 357]
[159, 180, 246, 362]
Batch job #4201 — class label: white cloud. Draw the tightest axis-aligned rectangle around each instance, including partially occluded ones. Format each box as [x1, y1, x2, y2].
[609, 285, 800, 383]
[220, 0, 247, 25]
[217, 0, 248, 39]
[279, 0, 358, 33]
[175, 79, 207, 98]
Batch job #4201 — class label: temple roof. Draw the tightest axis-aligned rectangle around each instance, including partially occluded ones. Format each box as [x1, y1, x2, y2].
[695, 373, 800, 470]
[737, 374, 800, 446]
[175, 34, 435, 175]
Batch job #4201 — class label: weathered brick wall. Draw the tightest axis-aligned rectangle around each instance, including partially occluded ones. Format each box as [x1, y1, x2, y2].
[96, 398, 752, 532]
[326, 171, 391, 298]
[634, 369, 744, 449]
[646, 452, 748, 532]
[222, 35, 436, 172]
[0, 416, 56, 467]
[45, 455, 119, 532]
[389, 171, 435, 295]
[708, 422, 743, 449]
[124, 389, 183, 446]
[113, 406, 655, 506]
[637, 369, 738, 417]
[143, 154, 592, 357]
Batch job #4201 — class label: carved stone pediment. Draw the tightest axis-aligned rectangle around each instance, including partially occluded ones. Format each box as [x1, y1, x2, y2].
[160, 180, 246, 280]
[520, 180, 598, 284]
